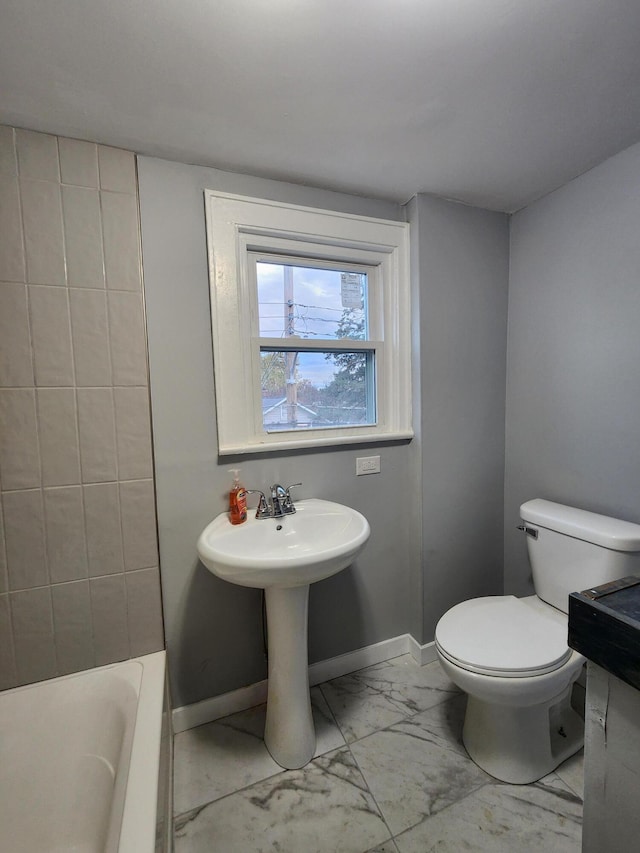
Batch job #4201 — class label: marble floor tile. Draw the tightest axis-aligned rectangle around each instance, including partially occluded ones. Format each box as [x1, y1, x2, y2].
[320, 656, 460, 743]
[311, 685, 349, 755]
[393, 775, 583, 852]
[366, 841, 400, 853]
[173, 704, 282, 816]
[350, 695, 489, 837]
[174, 686, 345, 815]
[172, 655, 585, 853]
[174, 746, 391, 853]
[555, 748, 585, 799]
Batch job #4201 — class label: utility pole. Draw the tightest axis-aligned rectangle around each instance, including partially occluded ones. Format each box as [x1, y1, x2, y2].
[284, 266, 298, 426]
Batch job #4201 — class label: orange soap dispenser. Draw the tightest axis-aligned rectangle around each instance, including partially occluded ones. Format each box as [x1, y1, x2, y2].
[228, 469, 247, 525]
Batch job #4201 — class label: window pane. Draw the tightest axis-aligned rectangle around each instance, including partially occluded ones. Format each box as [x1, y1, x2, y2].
[256, 261, 368, 341]
[260, 350, 375, 431]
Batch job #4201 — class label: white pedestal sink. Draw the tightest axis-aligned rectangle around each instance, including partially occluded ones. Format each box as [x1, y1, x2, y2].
[197, 498, 370, 769]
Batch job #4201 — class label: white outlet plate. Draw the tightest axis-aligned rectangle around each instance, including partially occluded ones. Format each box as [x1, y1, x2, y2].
[356, 455, 381, 475]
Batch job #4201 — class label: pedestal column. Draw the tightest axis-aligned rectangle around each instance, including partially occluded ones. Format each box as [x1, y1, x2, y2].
[263, 584, 315, 769]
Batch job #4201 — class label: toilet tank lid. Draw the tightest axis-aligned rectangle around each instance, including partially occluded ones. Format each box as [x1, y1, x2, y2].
[520, 499, 640, 552]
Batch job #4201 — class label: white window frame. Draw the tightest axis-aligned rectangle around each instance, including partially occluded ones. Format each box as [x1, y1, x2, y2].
[205, 190, 412, 455]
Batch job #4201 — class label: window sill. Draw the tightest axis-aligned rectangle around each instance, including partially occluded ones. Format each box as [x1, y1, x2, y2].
[218, 429, 414, 456]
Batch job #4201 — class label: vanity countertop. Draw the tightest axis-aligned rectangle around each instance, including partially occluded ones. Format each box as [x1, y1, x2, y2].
[568, 575, 640, 691]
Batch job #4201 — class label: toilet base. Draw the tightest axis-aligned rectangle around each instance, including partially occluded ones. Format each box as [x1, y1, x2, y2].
[462, 683, 584, 784]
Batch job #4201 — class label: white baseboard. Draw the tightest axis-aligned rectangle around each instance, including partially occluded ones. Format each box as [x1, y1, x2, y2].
[172, 633, 437, 733]
[173, 678, 269, 734]
[408, 636, 438, 666]
[308, 634, 412, 686]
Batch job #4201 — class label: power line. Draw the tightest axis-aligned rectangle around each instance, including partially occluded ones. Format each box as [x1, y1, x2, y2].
[258, 300, 361, 314]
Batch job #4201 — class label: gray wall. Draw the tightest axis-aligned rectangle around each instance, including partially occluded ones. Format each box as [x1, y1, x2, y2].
[409, 195, 509, 638]
[138, 155, 511, 708]
[505, 141, 640, 595]
[137, 157, 421, 708]
[0, 127, 163, 690]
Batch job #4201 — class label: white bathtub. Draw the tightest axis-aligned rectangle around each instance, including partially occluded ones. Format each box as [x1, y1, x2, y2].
[0, 651, 170, 853]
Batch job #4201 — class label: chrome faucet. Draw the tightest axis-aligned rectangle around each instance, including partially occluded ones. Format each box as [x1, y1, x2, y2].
[247, 483, 301, 519]
[270, 484, 287, 516]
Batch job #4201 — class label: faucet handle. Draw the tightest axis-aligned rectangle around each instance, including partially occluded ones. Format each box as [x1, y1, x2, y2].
[246, 489, 270, 518]
[282, 483, 302, 513]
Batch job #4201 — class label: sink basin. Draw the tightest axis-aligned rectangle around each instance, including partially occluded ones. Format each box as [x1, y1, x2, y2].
[197, 498, 370, 589]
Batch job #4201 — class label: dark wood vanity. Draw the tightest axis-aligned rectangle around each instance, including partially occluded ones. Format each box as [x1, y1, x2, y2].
[568, 577, 640, 853]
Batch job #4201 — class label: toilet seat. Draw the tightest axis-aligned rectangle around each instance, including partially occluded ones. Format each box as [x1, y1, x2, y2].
[435, 595, 572, 678]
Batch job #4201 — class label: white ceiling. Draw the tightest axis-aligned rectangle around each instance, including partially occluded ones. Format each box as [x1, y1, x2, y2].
[2, 0, 640, 212]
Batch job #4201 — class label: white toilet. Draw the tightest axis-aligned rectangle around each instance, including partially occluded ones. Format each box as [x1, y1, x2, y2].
[435, 498, 640, 784]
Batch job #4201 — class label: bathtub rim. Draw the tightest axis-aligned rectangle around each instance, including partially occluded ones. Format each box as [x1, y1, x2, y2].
[119, 650, 166, 853]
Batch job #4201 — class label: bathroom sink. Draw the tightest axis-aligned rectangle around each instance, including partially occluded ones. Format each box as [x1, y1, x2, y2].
[198, 497, 370, 768]
[197, 498, 370, 588]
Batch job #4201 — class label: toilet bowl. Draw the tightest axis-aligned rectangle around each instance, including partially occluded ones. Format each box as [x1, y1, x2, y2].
[436, 595, 585, 783]
[435, 499, 640, 784]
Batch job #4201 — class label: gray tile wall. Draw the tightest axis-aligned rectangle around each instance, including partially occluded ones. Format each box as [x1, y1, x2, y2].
[0, 126, 164, 690]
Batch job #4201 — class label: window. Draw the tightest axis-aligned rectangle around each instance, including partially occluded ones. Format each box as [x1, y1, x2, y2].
[205, 191, 412, 454]
[254, 255, 377, 431]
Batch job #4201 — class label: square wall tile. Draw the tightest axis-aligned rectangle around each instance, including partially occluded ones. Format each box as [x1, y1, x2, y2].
[98, 146, 136, 194]
[58, 138, 98, 188]
[37, 388, 81, 486]
[62, 185, 105, 287]
[0, 129, 160, 684]
[15, 130, 59, 182]
[83, 483, 124, 576]
[43, 486, 88, 583]
[69, 288, 112, 386]
[0, 283, 34, 387]
[3, 489, 48, 590]
[0, 126, 17, 175]
[51, 580, 94, 674]
[20, 179, 66, 285]
[77, 388, 118, 482]
[0, 593, 17, 689]
[126, 568, 164, 656]
[101, 191, 141, 291]
[119, 479, 158, 570]
[29, 285, 75, 386]
[90, 574, 129, 665]
[0, 389, 41, 490]
[114, 387, 153, 480]
[0, 173, 26, 282]
[11, 587, 56, 684]
[107, 291, 148, 385]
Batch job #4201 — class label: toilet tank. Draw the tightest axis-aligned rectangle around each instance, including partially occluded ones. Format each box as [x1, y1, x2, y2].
[520, 499, 640, 613]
